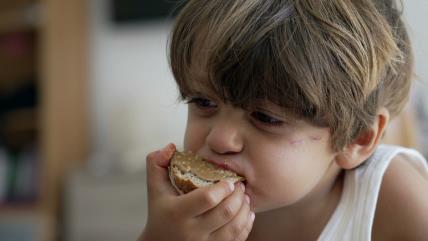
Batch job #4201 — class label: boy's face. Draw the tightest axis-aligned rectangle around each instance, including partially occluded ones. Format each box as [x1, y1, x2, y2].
[183, 91, 341, 213]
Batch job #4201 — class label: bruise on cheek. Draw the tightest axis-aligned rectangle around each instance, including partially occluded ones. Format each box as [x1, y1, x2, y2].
[289, 139, 305, 146]
[289, 136, 322, 146]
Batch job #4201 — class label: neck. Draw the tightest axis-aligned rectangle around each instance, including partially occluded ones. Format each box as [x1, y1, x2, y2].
[248, 167, 344, 241]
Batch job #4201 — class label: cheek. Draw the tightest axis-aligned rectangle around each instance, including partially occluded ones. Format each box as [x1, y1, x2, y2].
[248, 142, 333, 209]
[183, 116, 208, 151]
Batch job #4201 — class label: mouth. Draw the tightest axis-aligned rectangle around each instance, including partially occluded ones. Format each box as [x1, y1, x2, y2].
[215, 161, 230, 171]
[205, 158, 246, 180]
[207, 159, 239, 173]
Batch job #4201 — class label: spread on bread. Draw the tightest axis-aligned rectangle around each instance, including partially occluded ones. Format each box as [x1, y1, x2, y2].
[168, 151, 245, 194]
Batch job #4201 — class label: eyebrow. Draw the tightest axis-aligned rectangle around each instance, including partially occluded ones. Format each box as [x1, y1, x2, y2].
[181, 83, 219, 100]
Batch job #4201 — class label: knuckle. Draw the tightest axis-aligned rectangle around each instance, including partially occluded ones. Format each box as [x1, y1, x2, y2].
[145, 152, 159, 170]
[202, 191, 219, 207]
[234, 231, 247, 241]
[240, 226, 250, 240]
[228, 223, 242, 238]
[220, 204, 235, 220]
[233, 235, 243, 241]
[236, 235, 245, 241]
[146, 151, 159, 161]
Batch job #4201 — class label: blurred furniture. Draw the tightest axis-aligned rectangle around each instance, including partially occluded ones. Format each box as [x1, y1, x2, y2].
[0, 1, 89, 241]
[64, 170, 147, 241]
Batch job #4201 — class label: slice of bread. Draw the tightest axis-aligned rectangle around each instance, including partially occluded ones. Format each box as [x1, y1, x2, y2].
[168, 151, 245, 194]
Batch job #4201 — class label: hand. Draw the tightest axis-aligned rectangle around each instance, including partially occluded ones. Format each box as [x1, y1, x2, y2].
[138, 143, 255, 241]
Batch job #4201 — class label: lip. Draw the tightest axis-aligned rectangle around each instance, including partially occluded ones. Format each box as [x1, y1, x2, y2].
[203, 157, 245, 177]
[210, 160, 230, 171]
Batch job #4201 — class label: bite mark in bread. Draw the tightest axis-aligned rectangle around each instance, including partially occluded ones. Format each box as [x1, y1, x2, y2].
[168, 151, 245, 194]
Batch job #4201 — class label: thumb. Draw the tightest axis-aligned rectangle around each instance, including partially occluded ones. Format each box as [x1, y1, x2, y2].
[146, 143, 177, 197]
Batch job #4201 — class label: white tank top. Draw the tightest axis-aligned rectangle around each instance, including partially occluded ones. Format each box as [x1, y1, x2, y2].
[317, 144, 428, 241]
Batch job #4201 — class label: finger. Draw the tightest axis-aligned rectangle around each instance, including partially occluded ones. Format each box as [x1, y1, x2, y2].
[235, 211, 255, 241]
[198, 182, 246, 232]
[177, 180, 236, 217]
[146, 143, 177, 197]
[210, 194, 252, 241]
[157, 143, 176, 167]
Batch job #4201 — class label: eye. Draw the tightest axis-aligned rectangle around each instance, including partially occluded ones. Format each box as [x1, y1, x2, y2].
[251, 111, 284, 126]
[185, 97, 217, 109]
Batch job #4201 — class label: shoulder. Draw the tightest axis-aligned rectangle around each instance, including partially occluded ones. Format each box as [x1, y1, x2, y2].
[372, 154, 428, 241]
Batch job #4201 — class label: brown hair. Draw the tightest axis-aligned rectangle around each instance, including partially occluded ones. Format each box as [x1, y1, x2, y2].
[169, 0, 413, 151]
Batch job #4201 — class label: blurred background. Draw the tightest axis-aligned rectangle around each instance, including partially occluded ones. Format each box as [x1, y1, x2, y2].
[0, 0, 427, 241]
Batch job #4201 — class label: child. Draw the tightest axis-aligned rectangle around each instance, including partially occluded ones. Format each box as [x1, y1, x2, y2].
[139, 0, 428, 240]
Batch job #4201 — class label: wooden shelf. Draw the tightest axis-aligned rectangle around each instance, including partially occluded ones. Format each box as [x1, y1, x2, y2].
[0, 0, 89, 240]
[0, 4, 43, 34]
[0, 203, 39, 214]
[2, 108, 38, 132]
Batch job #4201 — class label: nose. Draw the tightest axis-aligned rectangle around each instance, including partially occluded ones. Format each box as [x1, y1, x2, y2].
[206, 115, 244, 155]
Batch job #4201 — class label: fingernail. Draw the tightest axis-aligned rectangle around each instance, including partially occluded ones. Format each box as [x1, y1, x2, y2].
[151, 150, 168, 167]
[250, 212, 255, 222]
[245, 195, 250, 204]
[226, 181, 235, 192]
[239, 182, 245, 192]
[161, 143, 175, 153]
[152, 150, 162, 160]
[158, 143, 176, 162]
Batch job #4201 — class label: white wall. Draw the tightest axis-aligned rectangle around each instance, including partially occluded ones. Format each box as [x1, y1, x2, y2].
[88, 0, 428, 172]
[404, 1, 428, 155]
[405, 1, 428, 84]
[89, 0, 187, 173]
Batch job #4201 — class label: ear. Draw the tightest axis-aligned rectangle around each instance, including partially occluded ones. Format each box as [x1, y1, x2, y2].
[335, 108, 390, 169]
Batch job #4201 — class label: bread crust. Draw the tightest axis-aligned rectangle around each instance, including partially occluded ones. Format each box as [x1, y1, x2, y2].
[169, 169, 202, 194]
[168, 151, 244, 194]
